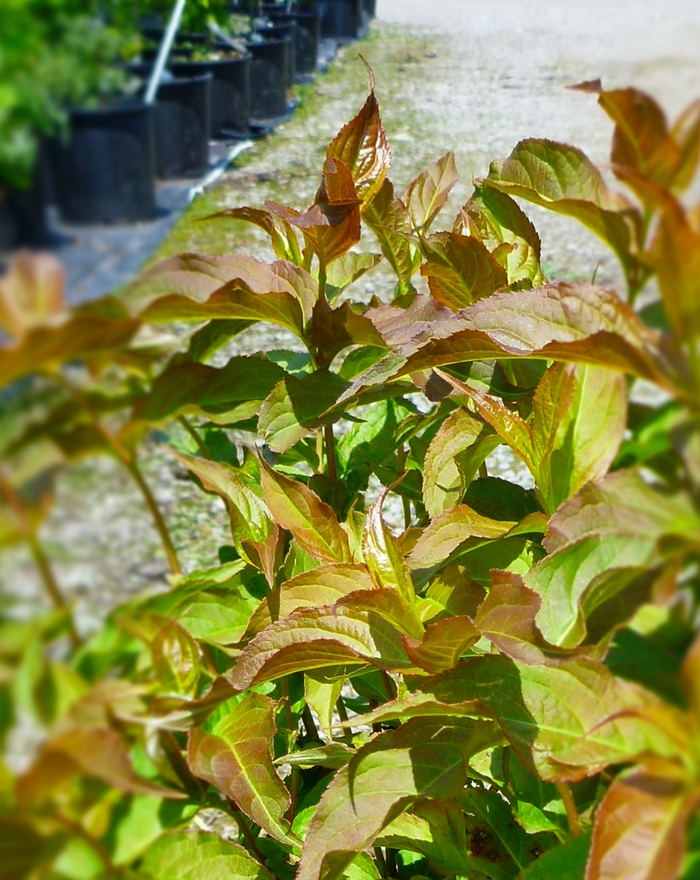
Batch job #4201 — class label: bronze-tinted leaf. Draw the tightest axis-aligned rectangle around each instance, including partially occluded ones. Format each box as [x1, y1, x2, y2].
[310, 298, 387, 370]
[228, 603, 412, 691]
[586, 759, 697, 880]
[204, 205, 303, 264]
[326, 90, 391, 210]
[141, 831, 273, 880]
[403, 152, 459, 234]
[0, 251, 65, 338]
[326, 252, 382, 298]
[362, 491, 419, 614]
[260, 459, 352, 563]
[421, 232, 508, 309]
[188, 693, 298, 845]
[402, 615, 480, 673]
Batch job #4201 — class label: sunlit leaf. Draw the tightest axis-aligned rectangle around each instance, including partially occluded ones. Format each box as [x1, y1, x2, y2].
[587, 759, 698, 880]
[188, 692, 298, 845]
[421, 232, 508, 309]
[402, 615, 480, 673]
[403, 152, 459, 234]
[0, 251, 65, 338]
[364, 179, 418, 292]
[141, 831, 273, 880]
[204, 205, 303, 265]
[297, 718, 498, 880]
[260, 459, 352, 564]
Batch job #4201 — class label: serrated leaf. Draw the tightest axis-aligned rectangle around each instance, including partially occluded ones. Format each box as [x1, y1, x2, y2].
[587, 759, 698, 880]
[421, 232, 508, 309]
[205, 206, 303, 265]
[258, 371, 349, 453]
[304, 675, 344, 737]
[326, 90, 391, 210]
[326, 252, 382, 299]
[519, 830, 591, 880]
[228, 602, 412, 691]
[364, 179, 418, 291]
[141, 831, 273, 880]
[482, 139, 643, 285]
[310, 298, 387, 369]
[421, 657, 674, 781]
[297, 717, 496, 880]
[245, 564, 375, 639]
[151, 617, 201, 697]
[403, 152, 459, 234]
[260, 460, 352, 564]
[423, 408, 499, 518]
[377, 802, 471, 875]
[464, 185, 546, 286]
[188, 693, 298, 845]
[362, 491, 421, 636]
[402, 615, 480, 673]
[133, 356, 287, 426]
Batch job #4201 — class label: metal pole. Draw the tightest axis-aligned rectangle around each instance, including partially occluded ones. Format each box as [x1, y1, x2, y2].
[145, 0, 187, 105]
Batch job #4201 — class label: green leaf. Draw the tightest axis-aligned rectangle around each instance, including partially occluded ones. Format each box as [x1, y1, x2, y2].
[310, 299, 387, 369]
[464, 185, 546, 287]
[151, 617, 201, 697]
[133, 356, 287, 426]
[421, 657, 675, 781]
[482, 139, 643, 285]
[203, 206, 303, 265]
[362, 491, 422, 637]
[402, 615, 480, 673]
[297, 718, 496, 880]
[587, 759, 698, 880]
[518, 830, 591, 880]
[188, 693, 299, 845]
[377, 801, 471, 875]
[364, 179, 418, 292]
[422, 406, 499, 519]
[258, 372, 349, 454]
[260, 460, 352, 564]
[111, 796, 198, 866]
[421, 232, 508, 309]
[403, 151, 459, 234]
[140, 831, 273, 880]
[304, 675, 344, 738]
[326, 253, 382, 300]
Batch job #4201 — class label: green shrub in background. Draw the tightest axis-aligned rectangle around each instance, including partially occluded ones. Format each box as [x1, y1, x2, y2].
[1, 75, 700, 880]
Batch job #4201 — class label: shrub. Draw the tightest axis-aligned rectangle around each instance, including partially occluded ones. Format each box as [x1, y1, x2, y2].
[1, 75, 699, 880]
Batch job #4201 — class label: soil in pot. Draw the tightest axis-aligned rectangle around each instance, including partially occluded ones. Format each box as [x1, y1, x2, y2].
[260, 8, 320, 75]
[48, 101, 156, 225]
[129, 65, 212, 179]
[246, 38, 289, 121]
[171, 53, 251, 139]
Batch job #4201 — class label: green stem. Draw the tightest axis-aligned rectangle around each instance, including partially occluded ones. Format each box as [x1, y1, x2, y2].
[335, 695, 353, 743]
[479, 462, 488, 479]
[373, 847, 388, 877]
[324, 424, 338, 482]
[302, 704, 321, 741]
[396, 447, 411, 529]
[385, 848, 398, 878]
[380, 671, 395, 702]
[28, 534, 82, 650]
[228, 801, 271, 868]
[127, 458, 181, 575]
[555, 780, 581, 837]
[177, 415, 211, 458]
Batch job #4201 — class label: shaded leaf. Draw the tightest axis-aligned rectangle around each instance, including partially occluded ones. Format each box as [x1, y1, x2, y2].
[204, 205, 303, 265]
[188, 693, 298, 845]
[310, 298, 387, 370]
[519, 830, 591, 880]
[364, 179, 418, 292]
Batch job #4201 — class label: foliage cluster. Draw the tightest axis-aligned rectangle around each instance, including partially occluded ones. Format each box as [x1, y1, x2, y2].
[1, 76, 700, 880]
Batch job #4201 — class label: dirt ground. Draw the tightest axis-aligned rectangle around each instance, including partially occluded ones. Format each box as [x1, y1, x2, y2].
[4, 0, 700, 642]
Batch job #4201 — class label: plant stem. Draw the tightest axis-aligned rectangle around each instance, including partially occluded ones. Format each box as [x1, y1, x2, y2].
[385, 848, 398, 878]
[302, 704, 321, 741]
[335, 695, 353, 743]
[373, 847, 388, 877]
[396, 447, 411, 529]
[177, 415, 211, 458]
[555, 780, 581, 837]
[228, 801, 270, 866]
[28, 534, 82, 650]
[323, 424, 338, 481]
[127, 458, 181, 575]
[479, 462, 488, 479]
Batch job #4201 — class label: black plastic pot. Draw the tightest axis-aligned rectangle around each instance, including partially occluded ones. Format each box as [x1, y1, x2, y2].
[49, 102, 156, 225]
[261, 9, 320, 74]
[255, 24, 296, 86]
[318, 0, 363, 39]
[172, 53, 251, 139]
[246, 39, 289, 120]
[129, 65, 212, 179]
[363, 0, 376, 17]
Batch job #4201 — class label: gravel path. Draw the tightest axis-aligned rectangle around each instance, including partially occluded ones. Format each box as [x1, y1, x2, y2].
[4, 1, 700, 637]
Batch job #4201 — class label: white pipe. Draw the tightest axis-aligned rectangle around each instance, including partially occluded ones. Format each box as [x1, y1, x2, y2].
[145, 0, 187, 105]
